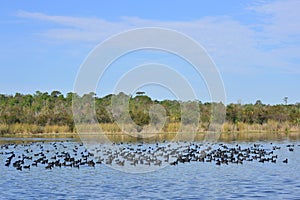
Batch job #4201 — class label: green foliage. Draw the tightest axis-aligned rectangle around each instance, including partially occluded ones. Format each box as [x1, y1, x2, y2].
[0, 92, 299, 133]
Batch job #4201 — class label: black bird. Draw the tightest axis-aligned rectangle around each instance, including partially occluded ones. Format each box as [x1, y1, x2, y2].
[45, 165, 52, 170]
[23, 165, 30, 169]
[16, 166, 22, 171]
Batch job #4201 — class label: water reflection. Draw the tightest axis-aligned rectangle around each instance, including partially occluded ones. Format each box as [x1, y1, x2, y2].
[79, 132, 300, 143]
[1, 132, 300, 144]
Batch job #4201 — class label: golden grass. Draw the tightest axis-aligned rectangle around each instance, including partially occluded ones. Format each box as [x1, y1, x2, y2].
[0, 121, 299, 135]
[43, 125, 70, 133]
[163, 122, 180, 132]
[0, 124, 9, 134]
[0, 123, 70, 134]
[8, 123, 42, 134]
[221, 121, 299, 134]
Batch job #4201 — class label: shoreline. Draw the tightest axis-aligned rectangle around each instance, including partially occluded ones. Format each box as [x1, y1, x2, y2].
[1, 130, 300, 136]
[1, 131, 300, 143]
[1, 130, 299, 135]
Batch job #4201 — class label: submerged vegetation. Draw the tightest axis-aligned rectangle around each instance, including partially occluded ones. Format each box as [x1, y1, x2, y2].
[0, 91, 299, 134]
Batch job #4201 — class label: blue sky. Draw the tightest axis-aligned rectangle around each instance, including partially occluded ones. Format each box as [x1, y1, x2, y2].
[0, 0, 299, 104]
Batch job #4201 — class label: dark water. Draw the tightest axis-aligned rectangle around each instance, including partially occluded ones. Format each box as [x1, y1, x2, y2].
[1, 136, 300, 199]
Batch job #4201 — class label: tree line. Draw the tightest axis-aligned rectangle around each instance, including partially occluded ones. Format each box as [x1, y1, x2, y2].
[0, 91, 299, 133]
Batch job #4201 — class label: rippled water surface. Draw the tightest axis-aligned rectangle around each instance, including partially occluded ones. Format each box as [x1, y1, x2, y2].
[1, 136, 300, 200]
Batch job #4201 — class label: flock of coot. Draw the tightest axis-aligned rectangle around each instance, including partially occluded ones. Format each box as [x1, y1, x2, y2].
[0, 140, 298, 171]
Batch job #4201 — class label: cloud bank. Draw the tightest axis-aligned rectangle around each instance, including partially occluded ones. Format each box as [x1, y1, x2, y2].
[16, 0, 300, 74]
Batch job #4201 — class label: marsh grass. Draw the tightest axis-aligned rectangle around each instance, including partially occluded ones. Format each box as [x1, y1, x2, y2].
[44, 125, 70, 133]
[0, 124, 9, 134]
[0, 121, 299, 135]
[163, 122, 180, 132]
[221, 121, 299, 133]
[0, 123, 70, 134]
[8, 124, 42, 134]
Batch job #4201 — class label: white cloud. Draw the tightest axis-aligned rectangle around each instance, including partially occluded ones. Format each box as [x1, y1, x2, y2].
[248, 0, 300, 47]
[247, 0, 300, 73]
[16, 11, 133, 42]
[15, 1, 300, 74]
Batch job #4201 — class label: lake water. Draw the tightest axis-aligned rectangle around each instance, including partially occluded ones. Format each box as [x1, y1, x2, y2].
[1, 135, 300, 199]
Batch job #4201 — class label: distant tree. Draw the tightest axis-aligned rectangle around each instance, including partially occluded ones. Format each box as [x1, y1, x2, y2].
[283, 97, 288, 105]
[255, 100, 263, 105]
[136, 91, 145, 96]
[0, 91, 300, 133]
[51, 91, 62, 98]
